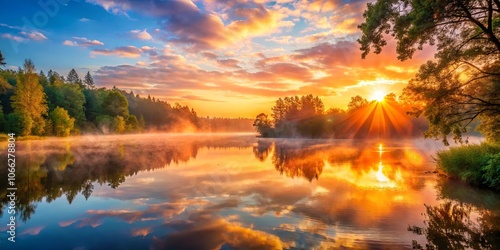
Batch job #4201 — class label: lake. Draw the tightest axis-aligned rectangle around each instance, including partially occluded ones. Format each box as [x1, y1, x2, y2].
[1, 134, 499, 249]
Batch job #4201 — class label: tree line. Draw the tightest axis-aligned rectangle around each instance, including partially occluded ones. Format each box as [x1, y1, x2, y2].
[253, 93, 431, 138]
[0, 57, 203, 136]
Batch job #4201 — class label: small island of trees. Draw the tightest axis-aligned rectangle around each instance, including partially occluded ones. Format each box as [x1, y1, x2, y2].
[253, 93, 428, 139]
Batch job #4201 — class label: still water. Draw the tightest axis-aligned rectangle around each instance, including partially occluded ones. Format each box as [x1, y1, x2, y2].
[0, 134, 499, 249]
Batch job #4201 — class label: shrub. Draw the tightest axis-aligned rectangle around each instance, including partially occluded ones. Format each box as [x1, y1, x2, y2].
[49, 107, 75, 137]
[436, 143, 500, 190]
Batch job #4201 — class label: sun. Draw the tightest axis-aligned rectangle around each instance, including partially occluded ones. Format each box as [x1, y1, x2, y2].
[370, 90, 386, 102]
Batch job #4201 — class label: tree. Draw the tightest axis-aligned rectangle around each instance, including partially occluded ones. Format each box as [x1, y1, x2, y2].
[83, 71, 95, 89]
[49, 107, 75, 136]
[253, 113, 274, 137]
[10, 59, 48, 135]
[102, 90, 129, 117]
[66, 69, 82, 85]
[125, 115, 139, 132]
[112, 116, 126, 134]
[347, 95, 369, 112]
[45, 83, 86, 125]
[358, 0, 500, 144]
[0, 50, 6, 66]
[138, 114, 145, 130]
[5, 112, 28, 135]
[38, 70, 49, 86]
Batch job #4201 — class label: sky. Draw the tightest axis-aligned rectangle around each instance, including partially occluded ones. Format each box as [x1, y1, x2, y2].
[0, 0, 434, 118]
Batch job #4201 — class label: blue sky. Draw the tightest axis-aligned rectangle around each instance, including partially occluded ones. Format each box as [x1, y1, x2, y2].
[0, 0, 433, 117]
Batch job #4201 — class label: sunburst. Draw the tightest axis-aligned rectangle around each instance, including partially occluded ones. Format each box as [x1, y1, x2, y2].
[370, 90, 386, 102]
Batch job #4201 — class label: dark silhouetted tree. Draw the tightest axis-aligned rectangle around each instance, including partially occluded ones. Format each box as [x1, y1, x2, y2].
[347, 95, 369, 112]
[83, 71, 95, 89]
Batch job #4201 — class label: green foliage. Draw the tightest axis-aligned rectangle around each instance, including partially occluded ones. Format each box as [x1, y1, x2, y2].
[359, 0, 500, 145]
[125, 115, 139, 132]
[83, 71, 95, 89]
[483, 154, 500, 189]
[95, 115, 113, 134]
[49, 107, 75, 137]
[102, 90, 129, 117]
[0, 64, 202, 136]
[437, 143, 500, 190]
[83, 88, 105, 122]
[44, 83, 86, 124]
[45, 83, 86, 124]
[6, 112, 30, 135]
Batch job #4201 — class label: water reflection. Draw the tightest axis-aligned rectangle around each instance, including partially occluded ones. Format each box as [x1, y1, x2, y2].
[409, 179, 500, 249]
[0, 134, 253, 222]
[0, 135, 498, 249]
[254, 140, 419, 189]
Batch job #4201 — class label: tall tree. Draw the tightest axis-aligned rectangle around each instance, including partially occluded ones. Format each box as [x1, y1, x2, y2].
[83, 71, 95, 89]
[66, 69, 82, 85]
[358, 0, 500, 144]
[11, 59, 48, 135]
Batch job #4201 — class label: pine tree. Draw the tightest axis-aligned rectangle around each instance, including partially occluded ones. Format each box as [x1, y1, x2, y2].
[83, 71, 95, 89]
[67, 69, 82, 86]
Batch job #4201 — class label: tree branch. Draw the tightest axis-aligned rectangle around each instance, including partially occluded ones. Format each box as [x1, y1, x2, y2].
[457, 0, 500, 52]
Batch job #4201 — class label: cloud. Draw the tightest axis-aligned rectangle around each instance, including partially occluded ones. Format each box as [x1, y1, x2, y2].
[130, 29, 152, 40]
[79, 18, 91, 22]
[217, 58, 240, 68]
[91, 46, 143, 58]
[181, 95, 225, 102]
[1, 33, 25, 42]
[63, 37, 104, 47]
[201, 51, 217, 60]
[1, 31, 47, 42]
[20, 226, 45, 236]
[0, 23, 48, 42]
[152, 215, 284, 250]
[86, 0, 288, 51]
[20, 31, 47, 40]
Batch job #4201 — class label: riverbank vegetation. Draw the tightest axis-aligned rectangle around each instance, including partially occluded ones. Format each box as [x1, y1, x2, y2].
[359, 0, 500, 189]
[436, 142, 500, 190]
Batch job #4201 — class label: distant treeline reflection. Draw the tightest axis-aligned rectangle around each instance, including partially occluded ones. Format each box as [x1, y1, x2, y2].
[0, 136, 253, 222]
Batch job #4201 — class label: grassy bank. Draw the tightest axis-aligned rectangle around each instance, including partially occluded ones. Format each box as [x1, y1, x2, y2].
[436, 142, 500, 190]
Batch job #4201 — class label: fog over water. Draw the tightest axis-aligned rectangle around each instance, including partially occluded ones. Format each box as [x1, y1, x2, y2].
[0, 134, 498, 249]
